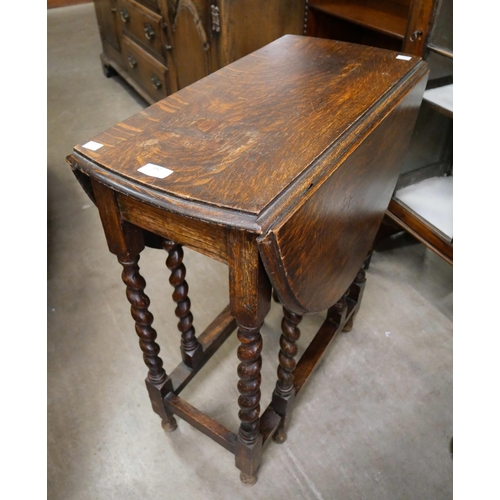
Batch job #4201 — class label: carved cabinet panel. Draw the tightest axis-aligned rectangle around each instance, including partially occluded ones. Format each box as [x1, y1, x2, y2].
[94, 0, 121, 52]
[94, 0, 306, 104]
[170, 0, 212, 90]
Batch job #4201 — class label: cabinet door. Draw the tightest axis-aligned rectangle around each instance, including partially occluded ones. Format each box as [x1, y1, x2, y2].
[94, 0, 121, 52]
[219, 0, 305, 64]
[170, 0, 212, 90]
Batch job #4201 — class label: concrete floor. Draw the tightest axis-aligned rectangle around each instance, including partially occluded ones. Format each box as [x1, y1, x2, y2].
[47, 5, 453, 499]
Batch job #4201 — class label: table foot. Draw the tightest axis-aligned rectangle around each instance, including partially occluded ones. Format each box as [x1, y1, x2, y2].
[272, 426, 287, 444]
[240, 472, 258, 486]
[162, 416, 178, 433]
[235, 435, 263, 487]
[342, 316, 354, 332]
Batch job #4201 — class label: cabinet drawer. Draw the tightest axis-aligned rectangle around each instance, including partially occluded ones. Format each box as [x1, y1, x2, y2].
[123, 36, 168, 101]
[117, 0, 165, 62]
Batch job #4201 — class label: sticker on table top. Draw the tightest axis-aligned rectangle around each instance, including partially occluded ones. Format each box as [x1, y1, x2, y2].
[82, 140, 104, 151]
[396, 55, 412, 61]
[137, 163, 173, 179]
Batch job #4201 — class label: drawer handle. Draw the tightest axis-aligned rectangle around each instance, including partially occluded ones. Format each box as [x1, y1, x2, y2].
[144, 23, 155, 40]
[120, 8, 130, 23]
[151, 75, 162, 90]
[128, 55, 137, 69]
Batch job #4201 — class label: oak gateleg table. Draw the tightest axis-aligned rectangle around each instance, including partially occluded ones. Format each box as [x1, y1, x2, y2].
[67, 35, 428, 485]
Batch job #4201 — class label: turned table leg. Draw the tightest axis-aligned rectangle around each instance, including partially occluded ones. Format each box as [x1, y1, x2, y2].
[271, 308, 303, 444]
[120, 255, 177, 432]
[236, 322, 264, 486]
[228, 230, 272, 486]
[90, 180, 177, 432]
[342, 263, 367, 332]
[328, 289, 349, 327]
[162, 238, 203, 369]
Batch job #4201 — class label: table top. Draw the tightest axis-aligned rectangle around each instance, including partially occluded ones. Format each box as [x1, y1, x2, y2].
[74, 35, 425, 228]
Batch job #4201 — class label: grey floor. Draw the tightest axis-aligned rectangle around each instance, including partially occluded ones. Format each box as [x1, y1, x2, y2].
[47, 5, 453, 499]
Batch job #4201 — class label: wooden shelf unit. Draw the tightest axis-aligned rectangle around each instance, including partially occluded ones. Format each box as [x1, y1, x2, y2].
[308, 0, 409, 40]
[423, 82, 452, 118]
[392, 79, 453, 264]
[391, 0, 453, 264]
[305, 0, 436, 56]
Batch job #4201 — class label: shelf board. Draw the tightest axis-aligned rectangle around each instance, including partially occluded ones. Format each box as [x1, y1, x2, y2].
[394, 175, 453, 241]
[308, 0, 408, 40]
[427, 44, 453, 60]
[423, 84, 453, 118]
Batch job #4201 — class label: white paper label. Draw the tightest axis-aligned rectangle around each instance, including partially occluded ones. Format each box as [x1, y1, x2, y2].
[137, 163, 173, 179]
[396, 55, 412, 61]
[82, 140, 104, 151]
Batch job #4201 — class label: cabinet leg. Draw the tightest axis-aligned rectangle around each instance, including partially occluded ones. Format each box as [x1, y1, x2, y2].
[102, 61, 117, 78]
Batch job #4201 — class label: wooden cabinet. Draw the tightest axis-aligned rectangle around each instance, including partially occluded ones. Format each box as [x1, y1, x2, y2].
[94, 0, 121, 56]
[94, 0, 306, 104]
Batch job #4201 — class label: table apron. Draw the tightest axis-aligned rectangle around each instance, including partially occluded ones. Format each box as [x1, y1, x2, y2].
[117, 193, 229, 264]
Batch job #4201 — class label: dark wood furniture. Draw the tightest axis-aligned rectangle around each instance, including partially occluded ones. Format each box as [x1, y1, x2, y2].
[67, 35, 428, 485]
[386, 0, 452, 264]
[306, 0, 452, 264]
[93, 0, 306, 104]
[305, 0, 437, 57]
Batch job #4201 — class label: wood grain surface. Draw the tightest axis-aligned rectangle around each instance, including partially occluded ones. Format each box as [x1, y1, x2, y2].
[70, 34, 428, 316]
[258, 75, 427, 314]
[74, 35, 425, 217]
